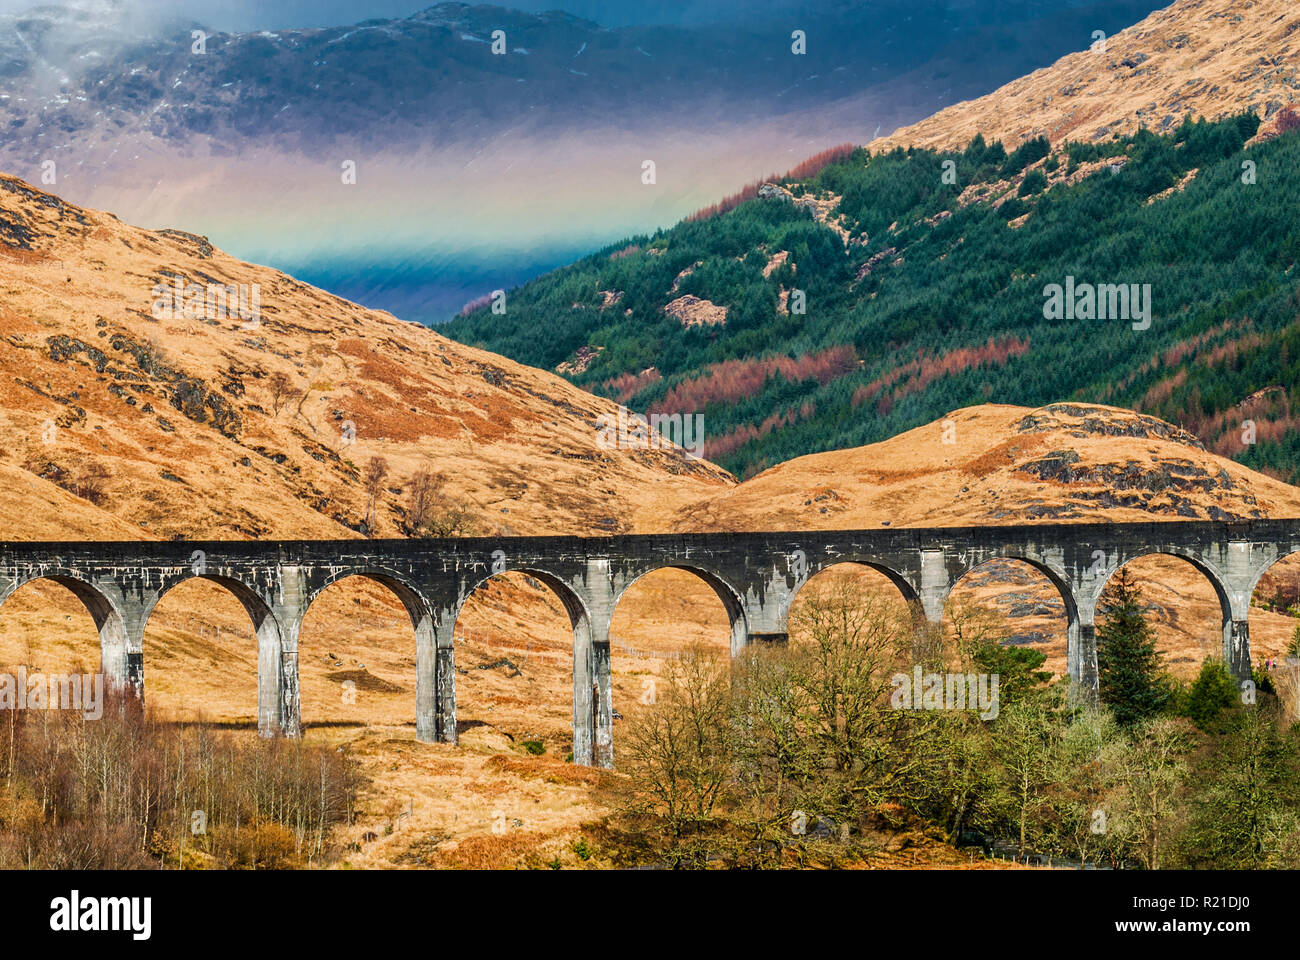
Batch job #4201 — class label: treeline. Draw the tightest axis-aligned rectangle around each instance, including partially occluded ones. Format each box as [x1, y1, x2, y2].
[442, 112, 1300, 480]
[602, 576, 1300, 869]
[685, 143, 858, 222]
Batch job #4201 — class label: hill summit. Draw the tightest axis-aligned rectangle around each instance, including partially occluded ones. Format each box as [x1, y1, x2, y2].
[669, 402, 1300, 532]
[870, 0, 1300, 154]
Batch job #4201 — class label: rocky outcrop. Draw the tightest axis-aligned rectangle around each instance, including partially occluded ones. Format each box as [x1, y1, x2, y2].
[1016, 403, 1206, 449]
[664, 295, 728, 328]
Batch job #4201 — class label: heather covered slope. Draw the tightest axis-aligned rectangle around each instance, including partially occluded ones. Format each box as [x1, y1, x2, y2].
[667, 402, 1300, 531]
[870, 0, 1300, 155]
[0, 173, 730, 542]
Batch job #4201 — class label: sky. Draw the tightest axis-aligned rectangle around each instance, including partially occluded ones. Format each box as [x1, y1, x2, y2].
[0, 0, 810, 31]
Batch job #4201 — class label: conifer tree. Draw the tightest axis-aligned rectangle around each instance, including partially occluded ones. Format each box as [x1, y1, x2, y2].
[1097, 569, 1169, 725]
[1183, 659, 1238, 732]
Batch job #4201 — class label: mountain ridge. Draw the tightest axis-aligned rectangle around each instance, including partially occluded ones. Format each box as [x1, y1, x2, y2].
[869, 0, 1300, 154]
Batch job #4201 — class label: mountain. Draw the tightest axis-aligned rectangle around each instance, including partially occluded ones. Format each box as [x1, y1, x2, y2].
[5, 173, 1300, 867]
[0, 171, 729, 542]
[442, 107, 1300, 482]
[870, 0, 1300, 155]
[0, 0, 1168, 322]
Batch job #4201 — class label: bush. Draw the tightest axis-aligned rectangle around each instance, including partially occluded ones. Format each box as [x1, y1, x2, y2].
[0, 707, 360, 869]
[571, 837, 593, 861]
[1018, 170, 1048, 197]
[1181, 659, 1239, 732]
[228, 822, 301, 870]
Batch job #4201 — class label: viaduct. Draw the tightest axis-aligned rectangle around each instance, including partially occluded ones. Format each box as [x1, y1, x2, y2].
[1, 518, 1296, 767]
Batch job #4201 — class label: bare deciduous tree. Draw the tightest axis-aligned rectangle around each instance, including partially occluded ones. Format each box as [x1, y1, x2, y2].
[402, 469, 481, 538]
[404, 469, 441, 535]
[268, 372, 298, 416]
[619, 643, 734, 866]
[362, 456, 390, 536]
[1103, 716, 1192, 869]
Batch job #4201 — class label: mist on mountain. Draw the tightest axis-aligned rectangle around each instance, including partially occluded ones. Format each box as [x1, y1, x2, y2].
[0, 0, 1165, 321]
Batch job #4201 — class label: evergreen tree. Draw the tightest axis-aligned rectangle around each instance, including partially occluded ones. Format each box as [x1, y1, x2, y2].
[1096, 569, 1169, 725]
[1182, 659, 1238, 732]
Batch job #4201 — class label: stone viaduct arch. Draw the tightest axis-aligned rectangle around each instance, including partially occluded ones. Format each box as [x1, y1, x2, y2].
[941, 554, 1081, 679]
[453, 564, 596, 763]
[611, 563, 749, 654]
[139, 571, 284, 733]
[782, 558, 925, 625]
[1089, 549, 1237, 675]
[0, 519, 1295, 767]
[295, 568, 435, 738]
[0, 568, 133, 695]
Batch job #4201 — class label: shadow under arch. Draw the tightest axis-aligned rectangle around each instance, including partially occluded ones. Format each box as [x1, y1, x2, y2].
[299, 568, 436, 739]
[0, 571, 129, 693]
[612, 563, 749, 658]
[141, 573, 285, 736]
[1093, 549, 1238, 678]
[452, 566, 597, 761]
[787, 560, 925, 626]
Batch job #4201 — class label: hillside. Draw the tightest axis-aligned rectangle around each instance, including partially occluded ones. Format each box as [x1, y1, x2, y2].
[0, 172, 729, 542]
[4, 177, 1300, 867]
[870, 0, 1300, 155]
[443, 111, 1300, 483]
[668, 402, 1300, 530]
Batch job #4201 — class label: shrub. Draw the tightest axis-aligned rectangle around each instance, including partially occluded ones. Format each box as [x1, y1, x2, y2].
[1018, 170, 1048, 197]
[571, 837, 593, 861]
[1181, 659, 1239, 731]
[228, 822, 301, 870]
[0, 707, 360, 869]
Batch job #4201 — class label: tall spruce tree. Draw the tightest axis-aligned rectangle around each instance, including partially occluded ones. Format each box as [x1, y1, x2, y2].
[1097, 569, 1169, 725]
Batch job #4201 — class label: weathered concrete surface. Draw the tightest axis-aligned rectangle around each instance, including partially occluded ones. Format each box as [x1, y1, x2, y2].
[1, 519, 1295, 767]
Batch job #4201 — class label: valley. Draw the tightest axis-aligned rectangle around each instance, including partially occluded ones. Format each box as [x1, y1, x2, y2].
[2, 0, 1300, 875]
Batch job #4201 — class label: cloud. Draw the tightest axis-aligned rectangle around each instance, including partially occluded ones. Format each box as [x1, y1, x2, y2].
[0, 0, 809, 33]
